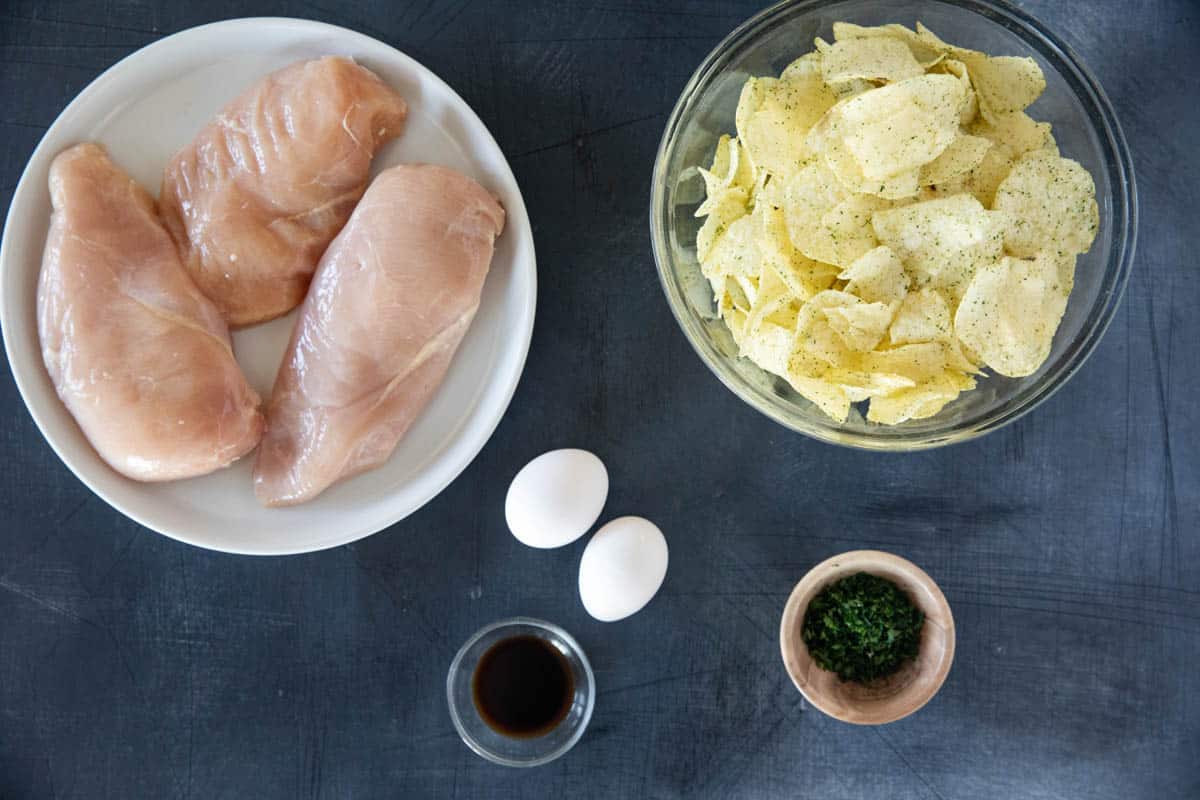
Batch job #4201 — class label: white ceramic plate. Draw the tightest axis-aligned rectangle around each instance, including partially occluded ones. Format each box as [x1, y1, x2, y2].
[0, 18, 536, 555]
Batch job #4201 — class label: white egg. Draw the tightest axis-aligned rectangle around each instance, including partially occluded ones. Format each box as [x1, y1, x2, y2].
[505, 449, 608, 548]
[578, 516, 668, 622]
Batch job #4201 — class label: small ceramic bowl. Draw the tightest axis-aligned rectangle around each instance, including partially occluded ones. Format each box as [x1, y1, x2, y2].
[779, 551, 954, 724]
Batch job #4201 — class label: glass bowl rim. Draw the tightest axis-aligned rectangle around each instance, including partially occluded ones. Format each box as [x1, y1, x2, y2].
[649, 0, 1137, 451]
[445, 616, 596, 768]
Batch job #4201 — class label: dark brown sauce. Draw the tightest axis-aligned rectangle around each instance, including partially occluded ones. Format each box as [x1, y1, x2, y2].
[472, 635, 574, 738]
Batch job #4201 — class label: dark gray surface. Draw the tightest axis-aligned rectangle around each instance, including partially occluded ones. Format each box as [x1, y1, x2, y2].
[1, 1, 1197, 797]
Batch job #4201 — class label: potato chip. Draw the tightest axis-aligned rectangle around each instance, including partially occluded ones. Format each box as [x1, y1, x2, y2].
[821, 136, 923, 199]
[708, 134, 735, 183]
[737, 75, 835, 178]
[931, 58, 977, 125]
[871, 193, 1005, 297]
[961, 53, 1045, 121]
[831, 74, 964, 180]
[888, 287, 952, 344]
[695, 190, 748, 263]
[919, 134, 991, 186]
[739, 320, 794, 376]
[860, 341, 948, 383]
[781, 162, 892, 264]
[831, 22, 945, 67]
[838, 245, 909, 304]
[781, 51, 823, 81]
[721, 298, 748, 339]
[820, 36, 924, 85]
[954, 252, 1071, 377]
[759, 204, 839, 299]
[786, 370, 852, 422]
[884, 289, 984, 375]
[919, 147, 1009, 207]
[818, 193, 892, 265]
[828, 367, 915, 399]
[993, 150, 1099, 258]
[695, 170, 742, 219]
[701, 212, 758, 280]
[866, 371, 967, 424]
[794, 290, 861, 363]
[782, 162, 846, 252]
[971, 111, 1056, 157]
[823, 299, 896, 351]
[746, 259, 795, 321]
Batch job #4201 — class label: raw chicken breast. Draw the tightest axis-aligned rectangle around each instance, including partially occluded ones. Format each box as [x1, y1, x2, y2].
[37, 144, 263, 482]
[160, 56, 408, 327]
[254, 164, 505, 506]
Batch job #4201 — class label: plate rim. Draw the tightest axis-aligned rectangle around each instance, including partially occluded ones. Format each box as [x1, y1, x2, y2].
[0, 16, 537, 556]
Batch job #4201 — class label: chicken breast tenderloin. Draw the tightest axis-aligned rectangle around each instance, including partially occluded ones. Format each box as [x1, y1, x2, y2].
[38, 143, 263, 482]
[160, 56, 408, 327]
[253, 164, 505, 507]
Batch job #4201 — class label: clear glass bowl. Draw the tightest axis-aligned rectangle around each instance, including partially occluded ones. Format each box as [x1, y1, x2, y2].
[446, 618, 595, 767]
[650, 0, 1136, 450]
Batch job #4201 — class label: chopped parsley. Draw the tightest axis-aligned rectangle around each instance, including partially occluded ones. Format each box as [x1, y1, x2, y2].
[802, 572, 925, 683]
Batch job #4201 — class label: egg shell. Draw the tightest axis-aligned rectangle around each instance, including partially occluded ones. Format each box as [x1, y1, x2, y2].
[505, 449, 608, 548]
[578, 516, 668, 622]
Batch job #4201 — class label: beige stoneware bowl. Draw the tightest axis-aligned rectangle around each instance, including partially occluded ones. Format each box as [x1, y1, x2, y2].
[779, 550, 955, 724]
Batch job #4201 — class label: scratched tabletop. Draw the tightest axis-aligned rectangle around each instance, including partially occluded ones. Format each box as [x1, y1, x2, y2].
[1, 1, 1197, 798]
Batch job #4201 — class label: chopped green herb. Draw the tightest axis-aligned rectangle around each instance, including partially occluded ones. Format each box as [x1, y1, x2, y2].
[802, 571, 924, 683]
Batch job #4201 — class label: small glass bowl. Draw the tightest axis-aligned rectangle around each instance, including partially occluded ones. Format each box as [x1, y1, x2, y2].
[446, 618, 595, 767]
[650, 0, 1137, 450]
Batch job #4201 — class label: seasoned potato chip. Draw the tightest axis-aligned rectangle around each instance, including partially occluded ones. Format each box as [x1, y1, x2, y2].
[739, 320, 794, 376]
[827, 367, 915, 399]
[919, 134, 991, 186]
[822, 136, 923, 199]
[860, 342, 948, 383]
[889, 287, 952, 344]
[866, 371, 967, 424]
[796, 289, 861, 332]
[961, 54, 1045, 121]
[931, 59, 978, 125]
[954, 252, 1072, 376]
[760, 204, 839, 299]
[885, 289, 984, 375]
[831, 78, 878, 100]
[781, 51, 823, 82]
[702, 212, 758, 280]
[993, 150, 1099, 258]
[831, 22, 945, 67]
[782, 163, 892, 264]
[823, 299, 896, 351]
[971, 111, 1056, 157]
[818, 194, 892, 265]
[735, 77, 769, 143]
[871, 193, 1005, 297]
[831, 74, 964, 180]
[695, 170, 741, 219]
[838, 246, 909, 304]
[708, 134, 735, 183]
[695, 190, 748, 263]
[782, 162, 847, 254]
[794, 290, 861, 363]
[738, 75, 835, 178]
[786, 371, 852, 422]
[820, 37, 924, 85]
